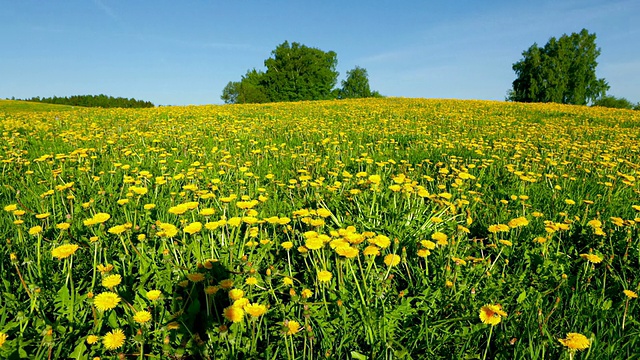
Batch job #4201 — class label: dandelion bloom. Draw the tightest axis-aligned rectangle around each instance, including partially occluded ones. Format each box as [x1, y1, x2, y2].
[107, 225, 127, 235]
[223, 305, 244, 323]
[101, 274, 122, 289]
[245, 277, 258, 286]
[317, 270, 332, 283]
[580, 253, 603, 264]
[0, 332, 7, 347]
[558, 333, 590, 351]
[56, 222, 71, 230]
[93, 292, 121, 311]
[479, 304, 507, 326]
[133, 310, 152, 324]
[305, 237, 324, 250]
[384, 254, 401, 267]
[86, 335, 99, 345]
[187, 273, 205, 282]
[28, 226, 43, 236]
[51, 244, 80, 260]
[184, 221, 202, 235]
[102, 329, 126, 350]
[244, 303, 267, 317]
[220, 279, 234, 289]
[301, 289, 313, 298]
[431, 232, 448, 245]
[3, 204, 17, 212]
[281, 241, 294, 250]
[285, 320, 301, 335]
[624, 290, 638, 299]
[229, 288, 245, 301]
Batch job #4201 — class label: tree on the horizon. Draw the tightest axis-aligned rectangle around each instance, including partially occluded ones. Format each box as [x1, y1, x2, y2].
[508, 29, 609, 105]
[338, 66, 382, 99]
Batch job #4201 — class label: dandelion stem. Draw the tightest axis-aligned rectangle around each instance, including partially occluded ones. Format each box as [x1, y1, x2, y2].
[483, 325, 493, 360]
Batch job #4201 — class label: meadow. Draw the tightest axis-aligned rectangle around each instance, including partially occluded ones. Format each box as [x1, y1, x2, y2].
[0, 97, 639, 359]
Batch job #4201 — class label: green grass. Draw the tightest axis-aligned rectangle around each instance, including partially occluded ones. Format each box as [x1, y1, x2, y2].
[0, 99, 80, 112]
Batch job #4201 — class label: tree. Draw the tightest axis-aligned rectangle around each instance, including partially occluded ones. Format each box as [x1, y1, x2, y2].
[509, 29, 609, 105]
[261, 41, 338, 102]
[592, 95, 635, 110]
[339, 66, 373, 99]
[221, 69, 269, 104]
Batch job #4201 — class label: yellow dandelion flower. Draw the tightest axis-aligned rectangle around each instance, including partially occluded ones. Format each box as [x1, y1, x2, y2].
[479, 304, 507, 326]
[244, 303, 267, 317]
[305, 237, 324, 250]
[220, 279, 234, 289]
[102, 329, 126, 350]
[146, 290, 161, 301]
[101, 274, 122, 289]
[93, 292, 121, 311]
[29, 226, 43, 236]
[187, 273, 205, 282]
[86, 335, 99, 345]
[285, 320, 301, 335]
[107, 225, 127, 235]
[317, 270, 332, 283]
[245, 277, 258, 286]
[0, 332, 8, 347]
[205, 285, 220, 295]
[51, 244, 79, 260]
[431, 232, 448, 245]
[384, 254, 401, 267]
[229, 288, 245, 301]
[579, 253, 603, 264]
[223, 305, 244, 323]
[558, 333, 590, 351]
[363, 245, 380, 256]
[301, 288, 313, 298]
[56, 222, 71, 230]
[183, 221, 202, 235]
[133, 310, 152, 324]
[3, 204, 17, 212]
[623, 290, 638, 299]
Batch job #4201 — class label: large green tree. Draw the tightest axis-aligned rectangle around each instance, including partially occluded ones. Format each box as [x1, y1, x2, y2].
[509, 29, 609, 105]
[262, 41, 339, 102]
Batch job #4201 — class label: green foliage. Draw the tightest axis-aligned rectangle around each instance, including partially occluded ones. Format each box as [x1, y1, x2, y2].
[20, 94, 154, 108]
[509, 29, 609, 105]
[339, 66, 377, 99]
[592, 95, 636, 110]
[221, 69, 269, 104]
[261, 41, 338, 102]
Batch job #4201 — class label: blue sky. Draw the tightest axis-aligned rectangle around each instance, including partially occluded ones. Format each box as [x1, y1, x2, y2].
[1, 0, 638, 105]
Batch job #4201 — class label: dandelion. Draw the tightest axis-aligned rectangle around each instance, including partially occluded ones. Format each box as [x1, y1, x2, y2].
[102, 329, 126, 350]
[223, 305, 244, 323]
[183, 221, 202, 235]
[51, 244, 79, 260]
[0, 332, 7, 348]
[133, 310, 152, 324]
[101, 274, 122, 289]
[93, 292, 121, 311]
[244, 303, 267, 317]
[3, 204, 17, 212]
[558, 333, 590, 351]
[86, 335, 99, 345]
[107, 225, 127, 235]
[624, 290, 638, 299]
[431, 232, 448, 245]
[220, 279, 234, 289]
[187, 273, 205, 282]
[479, 304, 507, 326]
[284, 320, 301, 335]
[580, 253, 603, 264]
[245, 277, 258, 286]
[317, 270, 332, 283]
[229, 288, 245, 301]
[301, 288, 313, 298]
[28, 226, 43, 236]
[384, 254, 401, 267]
[56, 222, 71, 230]
[146, 289, 161, 301]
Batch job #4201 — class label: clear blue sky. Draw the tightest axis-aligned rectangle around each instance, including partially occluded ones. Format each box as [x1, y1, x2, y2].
[1, 0, 638, 105]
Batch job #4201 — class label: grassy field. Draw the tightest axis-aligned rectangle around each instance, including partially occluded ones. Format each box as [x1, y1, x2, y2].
[1, 98, 639, 359]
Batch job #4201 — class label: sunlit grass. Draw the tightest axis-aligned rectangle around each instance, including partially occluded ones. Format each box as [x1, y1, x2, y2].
[1, 98, 639, 359]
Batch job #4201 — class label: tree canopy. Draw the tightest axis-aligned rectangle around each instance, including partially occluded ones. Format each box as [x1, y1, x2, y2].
[508, 29, 609, 105]
[21, 94, 154, 108]
[221, 41, 380, 104]
[339, 66, 381, 99]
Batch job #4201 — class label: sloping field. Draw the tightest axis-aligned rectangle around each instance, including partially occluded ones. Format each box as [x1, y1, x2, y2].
[1, 98, 639, 359]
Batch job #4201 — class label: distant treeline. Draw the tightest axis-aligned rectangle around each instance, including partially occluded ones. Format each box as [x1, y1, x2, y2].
[20, 94, 155, 108]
